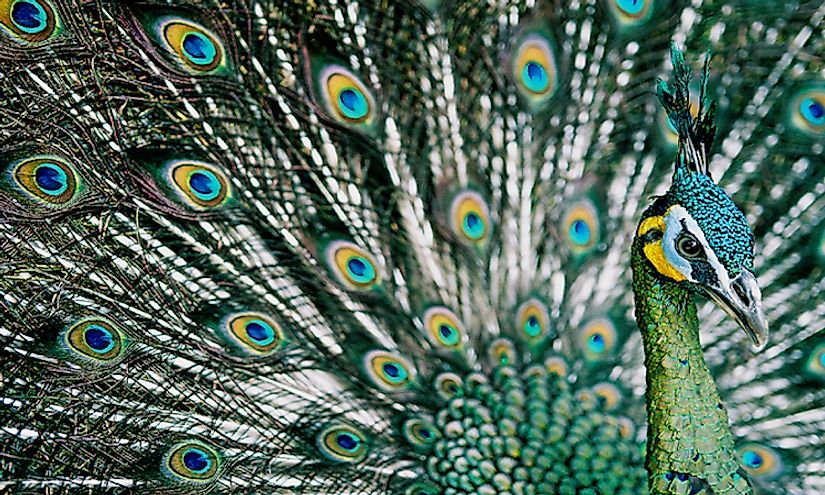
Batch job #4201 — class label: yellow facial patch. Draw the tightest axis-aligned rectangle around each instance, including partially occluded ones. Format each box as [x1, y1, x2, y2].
[637, 215, 686, 282]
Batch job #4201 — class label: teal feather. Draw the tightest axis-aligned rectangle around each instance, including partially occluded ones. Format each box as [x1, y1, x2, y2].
[0, 1, 824, 494]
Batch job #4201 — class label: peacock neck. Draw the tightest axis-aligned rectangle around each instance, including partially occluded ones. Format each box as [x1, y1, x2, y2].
[631, 241, 751, 495]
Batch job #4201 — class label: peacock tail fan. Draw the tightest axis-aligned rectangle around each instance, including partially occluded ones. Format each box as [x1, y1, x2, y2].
[0, 1, 823, 494]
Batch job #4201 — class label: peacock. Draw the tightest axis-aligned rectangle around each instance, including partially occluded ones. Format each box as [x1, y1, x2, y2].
[0, 0, 823, 494]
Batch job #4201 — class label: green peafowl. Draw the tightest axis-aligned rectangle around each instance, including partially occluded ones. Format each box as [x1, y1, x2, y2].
[1, 0, 824, 494]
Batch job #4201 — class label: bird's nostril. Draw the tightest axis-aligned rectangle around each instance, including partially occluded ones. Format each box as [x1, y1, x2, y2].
[732, 281, 750, 307]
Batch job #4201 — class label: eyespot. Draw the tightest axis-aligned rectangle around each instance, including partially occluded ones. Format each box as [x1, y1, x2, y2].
[804, 343, 825, 380]
[608, 0, 654, 26]
[792, 89, 825, 134]
[223, 312, 285, 355]
[318, 65, 376, 126]
[162, 441, 221, 482]
[738, 443, 783, 480]
[434, 372, 463, 400]
[405, 481, 440, 495]
[61, 318, 126, 364]
[154, 17, 226, 73]
[422, 306, 466, 350]
[578, 318, 617, 362]
[675, 233, 704, 259]
[169, 161, 230, 209]
[516, 299, 551, 343]
[402, 418, 439, 449]
[616, 416, 635, 439]
[364, 350, 415, 391]
[592, 382, 622, 411]
[544, 356, 569, 377]
[317, 424, 367, 462]
[488, 338, 517, 366]
[1, 0, 60, 43]
[12, 156, 80, 206]
[449, 190, 491, 246]
[563, 200, 600, 255]
[324, 240, 381, 290]
[512, 33, 558, 101]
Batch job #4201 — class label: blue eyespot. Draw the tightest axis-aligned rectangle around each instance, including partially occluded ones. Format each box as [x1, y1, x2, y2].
[182, 447, 212, 474]
[800, 97, 825, 126]
[11, 0, 46, 34]
[62, 318, 126, 364]
[524, 315, 541, 337]
[337, 88, 369, 121]
[336, 432, 359, 451]
[346, 256, 375, 284]
[423, 306, 466, 350]
[742, 450, 762, 469]
[83, 325, 116, 354]
[181, 31, 217, 66]
[163, 441, 221, 482]
[188, 170, 222, 202]
[569, 219, 592, 246]
[244, 320, 275, 345]
[616, 0, 645, 15]
[588, 334, 605, 353]
[462, 211, 485, 240]
[34, 162, 69, 196]
[521, 61, 549, 94]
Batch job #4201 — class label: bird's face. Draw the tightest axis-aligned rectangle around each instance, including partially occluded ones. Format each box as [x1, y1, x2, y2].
[637, 171, 768, 348]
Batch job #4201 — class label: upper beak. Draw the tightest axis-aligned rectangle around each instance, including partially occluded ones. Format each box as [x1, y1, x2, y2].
[703, 270, 769, 350]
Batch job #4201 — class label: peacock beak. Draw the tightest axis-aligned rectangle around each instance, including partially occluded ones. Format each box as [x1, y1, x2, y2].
[703, 270, 768, 350]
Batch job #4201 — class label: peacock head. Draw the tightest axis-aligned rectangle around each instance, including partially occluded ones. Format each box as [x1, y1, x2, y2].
[636, 166, 768, 349]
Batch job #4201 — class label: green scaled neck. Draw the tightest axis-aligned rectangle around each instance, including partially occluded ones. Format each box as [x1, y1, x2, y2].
[631, 240, 751, 495]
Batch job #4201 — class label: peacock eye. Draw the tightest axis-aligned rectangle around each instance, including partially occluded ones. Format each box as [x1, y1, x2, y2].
[676, 234, 703, 259]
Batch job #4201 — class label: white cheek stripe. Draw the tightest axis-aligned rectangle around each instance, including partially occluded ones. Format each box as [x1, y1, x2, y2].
[664, 206, 731, 289]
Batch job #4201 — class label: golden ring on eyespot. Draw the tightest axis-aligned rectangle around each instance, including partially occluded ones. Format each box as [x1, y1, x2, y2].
[434, 372, 463, 400]
[563, 200, 599, 252]
[403, 418, 439, 448]
[170, 161, 230, 208]
[161, 19, 224, 72]
[450, 190, 491, 244]
[63, 318, 125, 363]
[1, 0, 60, 43]
[544, 356, 569, 377]
[226, 313, 284, 354]
[164, 441, 221, 482]
[318, 424, 367, 462]
[328, 241, 380, 289]
[514, 35, 557, 97]
[364, 350, 414, 391]
[516, 299, 550, 341]
[579, 318, 617, 361]
[13, 156, 79, 205]
[488, 338, 516, 365]
[737, 443, 783, 479]
[423, 306, 465, 349]
[592, 382, 622, 411]
[320, 65, 374, 125]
